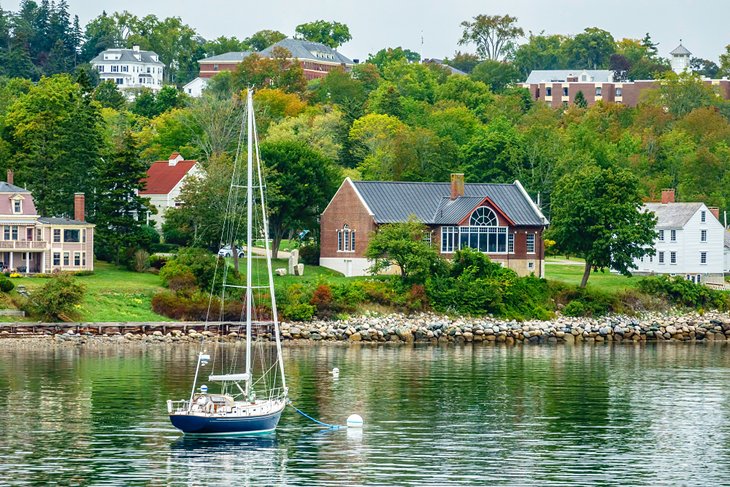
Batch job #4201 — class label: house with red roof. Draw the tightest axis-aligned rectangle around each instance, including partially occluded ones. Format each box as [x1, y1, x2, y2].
[140, 152, 202, 229]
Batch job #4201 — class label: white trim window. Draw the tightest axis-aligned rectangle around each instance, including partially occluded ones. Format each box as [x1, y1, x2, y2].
[52, 252, 61, 266]
[53, 229, 61, 243]
[74, 252, 81, 266]
[658, 230, 664, 241]
[701, 210, 706, 223]
[508, 234, 514, 253]
[659, 251, 665, 264]
[337, 224, 355, 253]
[526, 234, 536, 254]
[12, 199, 21, 214]
[670, 251, 677, 264]
[458, 207, 508, 254]
[701, 230, 707, 242]
[441, 226, 458, 253]
[700, 252, 707, 264]
[670, 230, 677, 242]
[63, 252, 70, 266]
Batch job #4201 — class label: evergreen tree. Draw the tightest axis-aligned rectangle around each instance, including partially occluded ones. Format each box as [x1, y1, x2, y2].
[574, 90, 588, 108]
[94, 131, 151, 264]
[93, 80, 126, 110]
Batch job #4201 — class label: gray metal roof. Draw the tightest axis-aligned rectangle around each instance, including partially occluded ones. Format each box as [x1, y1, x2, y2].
[262, 38, 353, 64]
[525, 69, 613, 84]
[351, 181, 546, 226]
[670, 44, 691, 56]
[644, 202, 703, 228]
[0, 182, 29, 193]
[91, 48, 164, 65]
[38, 217, 91, 226]
[198, 51, 253, 62]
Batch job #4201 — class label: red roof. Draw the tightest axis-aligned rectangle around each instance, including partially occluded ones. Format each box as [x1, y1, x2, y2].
[140, 160, 198, 195]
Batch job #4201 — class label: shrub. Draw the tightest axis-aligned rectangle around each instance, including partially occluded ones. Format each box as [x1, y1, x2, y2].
[298, 244, 320, 266]
[133, 250, 150, 272]
[148, 254, 168, 270]
[27, 274, 85, 321]
[160, 247, 217, 291]
[310, 283, 335, 318]
[151, 290, 251, 321]
[282, 302, 316, 321]
[406, 284, 428, 312]
[0, 278, 14, 293]
[637, 275, 730, 310]
[150, 243, 180, 254]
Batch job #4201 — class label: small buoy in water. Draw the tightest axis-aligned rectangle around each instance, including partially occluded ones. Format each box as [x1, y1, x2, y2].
[346, 414, 363, 428]
[331, 367, 340, 378]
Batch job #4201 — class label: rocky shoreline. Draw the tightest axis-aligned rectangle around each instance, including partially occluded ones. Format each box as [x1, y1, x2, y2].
[2, 311, 730, 346]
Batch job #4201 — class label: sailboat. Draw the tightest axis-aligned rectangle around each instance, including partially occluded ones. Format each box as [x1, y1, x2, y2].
[167, 89, 288, 436]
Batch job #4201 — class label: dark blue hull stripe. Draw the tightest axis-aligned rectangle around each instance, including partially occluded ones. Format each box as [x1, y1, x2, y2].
[170, 410, 282, 435]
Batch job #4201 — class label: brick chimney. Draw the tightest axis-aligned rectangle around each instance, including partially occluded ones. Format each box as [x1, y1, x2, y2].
[661, 189, 675, 204]
[450, 173, 465, 200]
[6, 169, 13, 185]
[709, 207, 720, 220]
[74, 193, 85, 222]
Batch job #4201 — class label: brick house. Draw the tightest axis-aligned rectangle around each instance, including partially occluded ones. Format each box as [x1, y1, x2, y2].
[198, 38, 354, 80]
[320, 175, 549, 277]
[140, 152, 202, 230]
[0, 171, 94, 273]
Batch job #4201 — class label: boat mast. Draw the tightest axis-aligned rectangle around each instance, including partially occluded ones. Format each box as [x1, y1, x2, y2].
[244, 88, 253, 398]
[253, 103, 287, 394]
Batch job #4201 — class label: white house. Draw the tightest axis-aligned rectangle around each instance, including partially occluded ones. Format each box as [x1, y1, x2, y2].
[140, 152, 203, 230]
[182, 77, 208, 98]
[90, 46, 164, 94]
[634, 190, 724, 284]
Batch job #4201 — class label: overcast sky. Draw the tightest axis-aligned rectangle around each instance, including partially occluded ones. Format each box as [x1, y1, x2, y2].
[4, 0, 728, 63]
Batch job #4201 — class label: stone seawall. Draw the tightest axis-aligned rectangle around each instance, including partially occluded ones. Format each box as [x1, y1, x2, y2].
[2, 312, 730, 345]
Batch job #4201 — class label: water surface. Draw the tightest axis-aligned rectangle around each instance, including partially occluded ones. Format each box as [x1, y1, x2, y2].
[1, 342, 728, 485]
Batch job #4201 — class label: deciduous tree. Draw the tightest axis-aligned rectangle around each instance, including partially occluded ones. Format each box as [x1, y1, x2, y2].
[548, 164, 656, 287]
[458, 14, 523, 61]
[294, 20, 351, 49]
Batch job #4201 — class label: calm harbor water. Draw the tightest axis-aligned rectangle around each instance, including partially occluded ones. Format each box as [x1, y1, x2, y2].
[1, 341, 729, 485]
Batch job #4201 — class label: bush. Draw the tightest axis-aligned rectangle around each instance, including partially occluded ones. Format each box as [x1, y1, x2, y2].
[133, 249, 150, 272]
[150, 243, 180, 254]
[151, 290, 252, 321]
[298, 244, 320, 266]
[159, 247, 217, 291]
[27, 274, 85, 321]
[281, 302, 316, 321]
[148, 254, 169, 270]
[310, 283, 335, 318]
[637, 275, 730, 310]
[552, 285, 621, 317]
[0, 278, 14, 293]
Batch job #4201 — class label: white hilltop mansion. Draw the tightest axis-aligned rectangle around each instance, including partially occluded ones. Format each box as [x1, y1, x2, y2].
[90, 46, 164, 94]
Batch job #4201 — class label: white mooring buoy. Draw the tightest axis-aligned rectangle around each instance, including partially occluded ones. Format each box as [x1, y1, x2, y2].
[346, 414, 363, 428]
[331, 367, 340, 378]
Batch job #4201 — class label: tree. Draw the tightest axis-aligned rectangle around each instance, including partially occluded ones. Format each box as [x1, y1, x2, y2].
[80, 11, 122, 61]
[644, 71, 719, 118]
[548, 164, 657, 288]
[28, 274, 85, 321]
[365, 217, 444, 283]
[294, 20, 351, 49]
[574, 90, 587, 108]
[232, 48, 307, 95]
[562, 27, 615, 69]
[367, 47, 421, 72]
[458, 14, 524, 61]
[93, 80, 126, 110]
[691, 58, 719, 78]
[444, 51, 480, 74]
[461, 117, 525, 183]
[94, 131, 152, 264]
[4, 74, 102, 216]
[510, 32, 567, 77]
[260, 140, 340, 258]
[243, 30, 286, 52]
[719, 45, 730, 78]
[470, 59, 521, 92]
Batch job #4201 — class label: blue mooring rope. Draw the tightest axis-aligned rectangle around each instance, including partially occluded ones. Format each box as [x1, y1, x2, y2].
[288, 402, 343, 430]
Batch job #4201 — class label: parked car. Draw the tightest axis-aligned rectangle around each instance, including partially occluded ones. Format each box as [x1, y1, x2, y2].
[218, 245, 245, 258]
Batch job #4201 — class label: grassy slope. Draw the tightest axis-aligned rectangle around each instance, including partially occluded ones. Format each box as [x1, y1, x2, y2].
[545, 256, 644, 292]
[9, 261, 169, 322]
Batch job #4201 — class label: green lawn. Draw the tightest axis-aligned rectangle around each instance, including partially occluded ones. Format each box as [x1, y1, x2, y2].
[9, 261, 170, 322]
[545, 256, 644, 292]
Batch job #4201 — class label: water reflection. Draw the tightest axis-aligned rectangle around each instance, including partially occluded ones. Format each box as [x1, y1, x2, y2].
[1, 342, 730, 485]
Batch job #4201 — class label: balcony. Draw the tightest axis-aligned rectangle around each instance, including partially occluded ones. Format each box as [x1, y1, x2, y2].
[0, 241, 47, 250]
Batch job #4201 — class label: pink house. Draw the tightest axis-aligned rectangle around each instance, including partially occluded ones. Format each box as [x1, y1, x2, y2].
[0, 171, 94, 273]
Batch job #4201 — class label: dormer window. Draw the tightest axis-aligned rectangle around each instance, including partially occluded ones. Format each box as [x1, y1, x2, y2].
[11, 195, 23, 214]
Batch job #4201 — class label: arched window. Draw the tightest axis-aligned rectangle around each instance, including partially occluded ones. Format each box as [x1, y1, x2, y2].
[469, 207, 498, 226]
[337, 224, 355, 252]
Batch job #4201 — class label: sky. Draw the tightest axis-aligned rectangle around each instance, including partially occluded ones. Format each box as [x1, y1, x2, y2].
[4, 0, 728, 63]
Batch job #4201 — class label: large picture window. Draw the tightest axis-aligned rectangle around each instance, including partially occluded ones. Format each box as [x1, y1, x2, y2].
[64, 229, 80, 243]
[443, 207, 509, 254]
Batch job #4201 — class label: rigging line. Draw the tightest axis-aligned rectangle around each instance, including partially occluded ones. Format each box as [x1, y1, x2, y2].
[288, 403, 343, 430]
